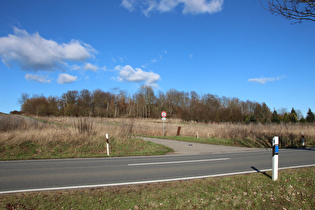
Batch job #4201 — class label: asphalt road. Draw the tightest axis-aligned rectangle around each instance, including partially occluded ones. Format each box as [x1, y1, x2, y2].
[1, 147, 314, 194]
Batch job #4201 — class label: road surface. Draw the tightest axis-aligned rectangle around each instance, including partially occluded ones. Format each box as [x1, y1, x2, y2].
[1, 145, 314, 194]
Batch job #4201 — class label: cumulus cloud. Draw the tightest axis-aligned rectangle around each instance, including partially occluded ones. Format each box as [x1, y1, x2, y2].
[58, 73, 77, 84]
[84, 63, 99, 72]
[25, 74, 51, 83]
[248, 76, 285, 84]
[0, 27, 96, 71]
[121, 0, 224, 16]
[115, 65, 160, 87]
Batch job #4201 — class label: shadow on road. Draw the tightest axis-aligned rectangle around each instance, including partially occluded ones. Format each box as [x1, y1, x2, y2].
[283, 147, 315, 152]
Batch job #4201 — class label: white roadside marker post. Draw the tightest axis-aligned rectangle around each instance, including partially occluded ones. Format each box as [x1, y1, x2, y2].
[162, 118, 165, 136]
[161, 111, 167, 136]
[301, 132, 305, 148]
[106, 134, 110, 156]
[272, 136, 279, 181]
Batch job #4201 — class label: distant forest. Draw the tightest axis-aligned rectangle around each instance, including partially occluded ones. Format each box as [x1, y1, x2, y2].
[17, 86, 315, 124]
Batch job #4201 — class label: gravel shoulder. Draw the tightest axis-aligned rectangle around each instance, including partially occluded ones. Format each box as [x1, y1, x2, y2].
[141, 137, 270, 155]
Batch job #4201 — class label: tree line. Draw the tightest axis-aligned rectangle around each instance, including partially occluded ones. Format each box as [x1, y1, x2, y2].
[17, 86, 315, 124]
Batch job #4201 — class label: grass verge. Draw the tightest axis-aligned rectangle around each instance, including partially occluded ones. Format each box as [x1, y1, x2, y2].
[0, 138, 173, 160]
[0, 137, 173, 160]
[1, 167, 314, 209]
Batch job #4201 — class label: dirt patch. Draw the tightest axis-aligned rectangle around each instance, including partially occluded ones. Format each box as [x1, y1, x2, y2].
[141, 137, 269, 155]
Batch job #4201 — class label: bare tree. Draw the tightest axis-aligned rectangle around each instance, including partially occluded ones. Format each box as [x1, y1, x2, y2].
[262, 0, 315, 23]
[110, 87, 120, 117]
[18, 93, 30, 106]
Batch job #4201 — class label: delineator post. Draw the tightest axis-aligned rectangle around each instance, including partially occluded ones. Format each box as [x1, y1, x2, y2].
[272, 136, 279, 181]
[106, 134, 110, 156]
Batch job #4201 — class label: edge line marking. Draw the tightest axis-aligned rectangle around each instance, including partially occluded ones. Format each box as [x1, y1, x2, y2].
[1, 164, 314, 194]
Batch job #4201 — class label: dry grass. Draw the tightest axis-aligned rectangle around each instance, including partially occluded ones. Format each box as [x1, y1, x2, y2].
[0, 114, 44, 131]
[0, 115, 171, 160]
[35, 116, 315, 147]
[1, 115, 314, 160]
[128, 118, 315, 147]
[0, 116, 135, 147]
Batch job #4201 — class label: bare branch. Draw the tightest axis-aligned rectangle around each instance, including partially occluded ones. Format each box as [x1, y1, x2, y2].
[261, 0, 315, 23]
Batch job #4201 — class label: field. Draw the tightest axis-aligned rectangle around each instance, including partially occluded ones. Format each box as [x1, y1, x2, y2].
[129, 118, 315, 148]
[0, 114, 172, 160]
[1, 167, 314, 209]
[1, 114, 314, 160]
[1, 114, 314, 209]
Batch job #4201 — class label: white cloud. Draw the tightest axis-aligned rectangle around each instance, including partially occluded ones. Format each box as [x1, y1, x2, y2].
[158, 0, 179, 12]
[151, 58, 158, 63]
[141, 64, 148, 69]
[115, 65, 160, 87]
[121, 0, 224, 16]
[58, 73, 77, 84]
[71, 64, 81, 70]
[121, 0, 136, 11]
[143, 1, 158, 17]
[248, 76, 285, 84]
[0, 27, 96, 71]
[181, 0, 224, 14]
[84, 63, 99, 72]
[25, 74, 51, 83]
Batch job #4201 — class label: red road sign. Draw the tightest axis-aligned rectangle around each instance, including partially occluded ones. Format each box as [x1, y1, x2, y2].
[161, 111, 167, 118]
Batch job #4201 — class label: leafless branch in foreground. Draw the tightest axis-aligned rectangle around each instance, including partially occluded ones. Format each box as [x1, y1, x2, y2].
[261, 0, 315, 23]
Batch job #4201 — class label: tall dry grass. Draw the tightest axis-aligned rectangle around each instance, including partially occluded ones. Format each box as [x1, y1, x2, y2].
[0, 115, 172, 160]
[140, 119, 312, 137]
[0, 116, 134, 145]
[0, 115, 138, 159]
[1, 115, 314, 160]
[40, 116, 135, 141]
[43, 117, 315, 147]
[125, 118, 315, 147]
[0, 114, 44, 131]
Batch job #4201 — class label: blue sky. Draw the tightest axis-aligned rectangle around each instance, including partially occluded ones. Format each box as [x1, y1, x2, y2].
[0, 0, 314, 116]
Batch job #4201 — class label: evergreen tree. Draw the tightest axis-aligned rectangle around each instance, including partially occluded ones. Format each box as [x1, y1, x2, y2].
[300, 117, 306, 123]
[289, 108, 298, 123]
[250, 115, 257, 123]
[282, 113, 290, 123]
[306, 108, 315, 122]
[271, 109, 280, 124]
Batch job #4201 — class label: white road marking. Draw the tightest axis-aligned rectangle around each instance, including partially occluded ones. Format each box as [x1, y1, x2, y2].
[128, 158, 230, 166]
[1, 164, 315, 194]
